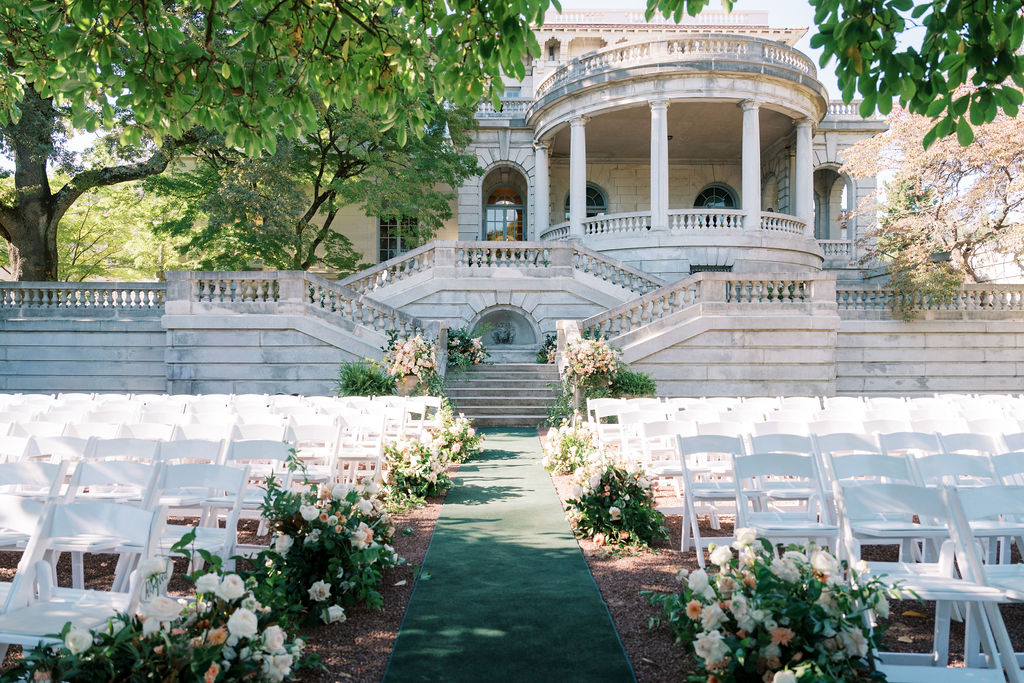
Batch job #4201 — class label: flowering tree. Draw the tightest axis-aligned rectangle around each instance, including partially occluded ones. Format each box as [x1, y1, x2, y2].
[842, 103, 1024, 311]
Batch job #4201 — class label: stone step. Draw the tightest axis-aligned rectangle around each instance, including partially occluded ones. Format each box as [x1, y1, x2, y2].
[452, 405, 550, 418]
[455, 363, 558, 377]
[449, 396, 555, 408]
[446, 379, 555, 390]
[470, 415, 546, 428]
[446, 388, 556, 399]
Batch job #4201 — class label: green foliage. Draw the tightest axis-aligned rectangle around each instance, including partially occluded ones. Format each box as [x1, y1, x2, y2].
[383, 438, 452, 498]
[545, 381, 579, 427]
[446, 326, 489, 372]
[336, 360, 396, 397]
[536, 333, 557, 364]
[250, 476, 401, 627]
[645, 536, 897, 682]
[608, 368, 658, 398]
[430, 406, 484, 464]
[564, 458, 667, 548]
[541, 420, 600, 474]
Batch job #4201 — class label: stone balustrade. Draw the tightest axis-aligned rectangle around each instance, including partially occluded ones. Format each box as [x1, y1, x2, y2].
[534, 36, 815, 100]
[341, 244, 436, 296]
[543, 209, 809, 241]
[836, 284, 1024, 312]
[455, 243, 553, 268]
[583, 211, 651, 235]
[670, 209, 746, 231]
[759, 212, 805, 235]
[475, 97, 533, 119]
[0, 281, 165, 313]
[819, 240, 854, 260]
[580, 273, 703, 338]
[572, 244, 662, 295]
[826, 100, 867, 119]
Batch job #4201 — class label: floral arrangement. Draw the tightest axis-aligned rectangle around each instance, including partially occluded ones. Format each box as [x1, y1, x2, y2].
[430, 406, 483, 463]
[250, 476, 401, 626]
[12, 558, 305, 682]
[386, 334, 438, 379]
[562, 338, 621, 389]
[447, 327, 489, 371]
[564, 456, 667, 547]
[542, 419, 600, 474]
[536, 333, 557, 364]
[646, 532, 895, 682]
[383, 436, 452, 498]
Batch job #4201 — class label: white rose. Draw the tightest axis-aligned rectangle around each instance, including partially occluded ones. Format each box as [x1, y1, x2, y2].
[874, 594, 890, 619]
[694, 630, 729, 667]
[262, 653, 294, 682]
[770, 558, 801, 583]
[325, 604, 346, 624]
[308, 580, 331, 602]
[700, 603, 727, 631]
[139, 596, 183, 624]
[356, 498, 374, 515]
[64, 627, 93, 655]
[569, 485, 584, 499]
[217, 574, 246, 602]
[304, 528, 321, 544]
[363, 479, 381, 495]
[227, 608, 259, 639]
[195, 572, 220, 595]
[331, 483, 353, 500]
[733, 527, 757, 548]
[274, 534, 294, 555]
[773, 672, 797, 683]
[299, 505, 319, 521]
[262, 624, 286, 654]
[709, 545, 732, 567]
[687, 568, 709, 594]
[588, 473, 602, 490]
[608, 506, 622, 521]
[839, 627, 869, 658]
[810, 549, 840, 576]
[138, 557, 169, 581]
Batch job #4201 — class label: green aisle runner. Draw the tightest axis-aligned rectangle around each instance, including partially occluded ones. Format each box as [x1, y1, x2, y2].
[383, 428, 635, 682]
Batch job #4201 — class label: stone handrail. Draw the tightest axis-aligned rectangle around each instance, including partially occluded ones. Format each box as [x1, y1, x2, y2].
[583, 212, 651, 236]
[539, 223, 571, 241]
[670, 209, 745, 231]
[819, 240, 854, 259]
[338, 242, 436, 297]
[759, 212, 806, 235]
[836, 284, 1024, 311]
[0, 281, 165, 311]
[475, 97, 533, 119]
[455, 242, 554, 268]
[534, 36, 815, 100]
[572, 244, 664, 295]
[580, 271, 829, 338]
[543, 9, 768, 26]
[305, 273, 431, 337]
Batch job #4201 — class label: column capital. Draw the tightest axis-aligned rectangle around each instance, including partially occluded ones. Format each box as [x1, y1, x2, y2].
[739, 99, 761, 112]
[794, 117, 815, 130]
[533, 139, 550, 152]
[649, 98, 669, 112]
[569, 115, 589, 128]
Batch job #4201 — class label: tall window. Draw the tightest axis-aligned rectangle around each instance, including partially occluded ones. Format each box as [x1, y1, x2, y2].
[563, 183, 608, 220]
[694, 184, 737, 209]
[379, 216, 418, 263]
[485, 186, 524, 241]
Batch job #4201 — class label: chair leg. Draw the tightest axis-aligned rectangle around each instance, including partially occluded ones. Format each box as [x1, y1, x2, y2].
[71, 551, 84, 590]
[981, 602, 1024, 683]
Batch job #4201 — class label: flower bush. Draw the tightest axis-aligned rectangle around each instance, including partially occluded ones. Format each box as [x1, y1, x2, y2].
[431, 406, 483, 463]
[447, 327, 488, 371]
[383, 436, 452, 498]
[564, 456, 667, 547]
[386, 334, 438, 379]
[12, 558, 305, 682]
[646, 533, 896, 682]
[250, 476, 401, 627]
[542, 419, 600, 474]
[562, 337, 621, 390]
[536, 333, 557, 364]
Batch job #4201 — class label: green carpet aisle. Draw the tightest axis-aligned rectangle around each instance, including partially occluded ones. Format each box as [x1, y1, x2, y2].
[383, 428, 636, 682]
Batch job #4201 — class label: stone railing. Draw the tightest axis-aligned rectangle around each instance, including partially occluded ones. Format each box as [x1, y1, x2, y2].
[0, 281, 165, 313]
[170, 271, 431, 338]
[475, 97, 533, 119]
[340, 240, 663, 298]
[670, 209, 745, 231]
[543, 9, 768, 26]
[539, 223, 571, 241]
[759, 212, 806, 235]
[584, 212, 651, 235]
[534, 36, 815, 100]
[819, 240, 854, 260]
[836, 284, 1024, 312]
[580, 271, 830, 338]
[824, 99, 882, 121]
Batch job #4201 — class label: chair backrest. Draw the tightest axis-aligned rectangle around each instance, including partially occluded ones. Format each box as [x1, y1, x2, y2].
[0, 461, 68, 498]
[766, 408, 814, 423]
[939, 432, 1001, 456]
[231, 423, 287, 442]
[821, 396, 866, 411]
[955, 484, 1024, 523]
[172, 423, 233, 442]
[156, 438, 226, 464]
[64, 422, 122, 440]
[912, 452, 998, 487]
[862, 418, 912, 434]
[25, 435, 94, 462]
[679, 434, 746, 458]
[138, 407, 186, 425]
[826, 452, 917, 485]
[83, 408, 138, 424]
[90, 437, 162, 462]
[813, 432, 881, 457]
[697, 420, 751, 438]
[1001, 432, 1024, 452]
[834, 482, 952, 559]
[117, 423, 175, 440]
[989, 451, 1024, 485]
[732, 452, 830, 525]
[742, 396, 782, 412]
[866, 396, 908, 410]
[807, 419, 864, 436]
[0, 435, 31, 462]
[777, 396, 821, 411]
[752, 421, 809, 437]
[879, 431, 942, 457]
[64, 460, 161, 507]
[912, 417, 968, 435]
[677, 405, 721, 423]
[749, 433, 814, 455]
[11, 421, 67, 438]
[0, 493, 46, 536]
[224, 439, 294, 467]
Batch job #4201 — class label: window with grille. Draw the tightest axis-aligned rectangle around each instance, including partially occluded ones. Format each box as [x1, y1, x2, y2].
[693, 184, 737, 209]
[563, 183, 608, 220]
[484, 186, 525, 241]
[379, 216, 419, 263]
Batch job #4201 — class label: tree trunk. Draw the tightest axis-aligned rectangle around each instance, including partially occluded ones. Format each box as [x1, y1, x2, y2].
[0, 89, 60, 280]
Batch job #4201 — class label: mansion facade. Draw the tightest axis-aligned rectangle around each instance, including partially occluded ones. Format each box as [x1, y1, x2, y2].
[357, 8, 886, 283]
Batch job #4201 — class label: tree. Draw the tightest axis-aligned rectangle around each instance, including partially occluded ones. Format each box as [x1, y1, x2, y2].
[841, 102, 1024, 311]
[149, 97, 479, 273]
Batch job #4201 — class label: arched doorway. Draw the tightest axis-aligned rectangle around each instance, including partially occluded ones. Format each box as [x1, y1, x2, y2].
[481, 166, 528, 241]
[813, 167, 853, 240]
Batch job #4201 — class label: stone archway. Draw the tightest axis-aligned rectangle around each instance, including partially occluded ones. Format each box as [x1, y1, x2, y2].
[471, 305, 541, 362]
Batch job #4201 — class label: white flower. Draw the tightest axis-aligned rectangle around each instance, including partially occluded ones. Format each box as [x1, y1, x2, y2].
[262, 653, 294, 682]
[874, 593, 890, 619]
[138, 557, 169, 580]
[770, 557, 801, 583]
[810, 549, 840, 576]
[217, 574, 246, 602]
[274, 534, 294, 555]
[709, 545, 732, 567]
[608, 506, 622, 521]
[227, 608, 259, 639]
[738, 545, 757, 567]
[262, 625, 286, 654]
[839, 626, 869, 658]
[733, 527, 757, 548]
[694, 630, 729, 667]
[700, 602, 727, 631]
[308, 580, 332, 602]
[363, 479, 381, 495]
[351, 521, 375, 549]
[64, 627, 93, 655]
[687, 568, 709, 594]
[139, 596, 183, 625]
[299, 505, 319, 521]
[356, 498, 374, 515]
[195, 572, 220, 595]
[856, 559, 871, 575]
[773, 670, 797, 683]
[569, 485, 584, 499]
[325, 604, 346, 624]
[332, 483, 353, 500]
[588, 473, 602, 490]
[304, 528, 321, 544]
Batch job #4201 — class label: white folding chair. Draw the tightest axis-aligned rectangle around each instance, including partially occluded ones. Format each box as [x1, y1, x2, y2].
[172, 423, 233, 442]
[231, 422, 287, 442]
[11, 422, 67, 439]
[24, 436, 94, 463]
[676, 434, 744, 567]
[89, 437, 162, 462]
[117, 423, 175, 440]
[219, 439, 295, 533]
[156, 438, 226, 465]
[334, 414, 386, 485]
[0, 461, 68, 500]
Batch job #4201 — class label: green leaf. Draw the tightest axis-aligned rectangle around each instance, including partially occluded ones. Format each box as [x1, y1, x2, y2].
[956, 117, 974, 146]
[859, 94, 876, 118]
[221, 62, 231, 79]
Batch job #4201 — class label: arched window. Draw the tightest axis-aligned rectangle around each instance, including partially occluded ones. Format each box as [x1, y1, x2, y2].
[694, 184, 737, 209]
[485, 186, 524, 241]
[564, 183, 608, 220]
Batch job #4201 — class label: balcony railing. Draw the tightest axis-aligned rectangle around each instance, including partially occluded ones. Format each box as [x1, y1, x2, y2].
[539, 209, 808, 241]
[534, 36, 816, 101]
[475, 97, 533, 120]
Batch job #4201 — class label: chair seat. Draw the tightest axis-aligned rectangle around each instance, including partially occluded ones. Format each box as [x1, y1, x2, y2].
[0, 599, 125, 646]
[851, 521, 949, 539]
[875, 662, 1006, 682]
[864, 562, 1008, 602]
[159, 526, 230, 555]
[977, 565, 1024, 601]
[46, 534, 129, 552]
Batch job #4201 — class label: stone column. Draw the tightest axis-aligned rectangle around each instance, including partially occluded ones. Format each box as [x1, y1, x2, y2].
[795, 118, 814, 237]
[569, 116, 588, 239]
[741, 100, 761, 231]
[533, 140, 550, 241]
[649, 99, 669, 232]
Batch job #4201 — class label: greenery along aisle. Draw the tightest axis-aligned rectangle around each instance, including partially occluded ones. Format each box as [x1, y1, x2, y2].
[383, 429, 635, 682]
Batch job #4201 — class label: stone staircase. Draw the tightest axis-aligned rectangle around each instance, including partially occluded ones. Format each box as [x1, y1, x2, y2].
[445, 363, 560, 428]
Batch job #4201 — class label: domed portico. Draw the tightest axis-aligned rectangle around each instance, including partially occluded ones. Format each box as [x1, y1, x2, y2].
[525, 35, 829, 281]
